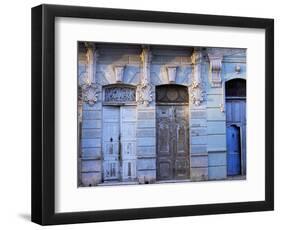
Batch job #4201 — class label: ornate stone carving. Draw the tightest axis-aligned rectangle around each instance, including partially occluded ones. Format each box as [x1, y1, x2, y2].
[166, 66, 177, 83]
[137, 79, 153, 106]
[104, 86, 136, 103]
[209, 57, 222, 87]
[82, 83, 100, 105]
[114, 65, 125, 83]
[190, 49, 204, 105]
[78, 43, 100, 106]
[190, 81, 203, 106]
[207, 49, 223, 87]
[138, 46, 153, 106]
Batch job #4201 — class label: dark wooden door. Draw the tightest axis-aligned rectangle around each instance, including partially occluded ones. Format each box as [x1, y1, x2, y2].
[156, 105, 189, 180]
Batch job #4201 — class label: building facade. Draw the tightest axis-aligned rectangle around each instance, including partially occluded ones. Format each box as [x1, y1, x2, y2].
[78, 42, 246, 186]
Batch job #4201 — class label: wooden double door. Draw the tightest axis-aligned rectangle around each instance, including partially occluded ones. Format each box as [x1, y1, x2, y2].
[156, 105, 190, 180]
[102, 106, 137, 182]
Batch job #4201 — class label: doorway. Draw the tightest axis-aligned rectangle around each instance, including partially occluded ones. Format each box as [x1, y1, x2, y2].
[156, 85, 190, 181]
[225, 79, 246, 176]
[102, 106, 137, 182]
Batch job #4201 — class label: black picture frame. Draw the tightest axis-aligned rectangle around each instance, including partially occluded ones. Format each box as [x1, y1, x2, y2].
[31, 4, 274, 225]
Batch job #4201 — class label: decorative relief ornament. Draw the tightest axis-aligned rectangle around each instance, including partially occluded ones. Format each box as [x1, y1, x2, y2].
[104, 86, 136, 103]
[207, 50, 223, 87]
[190, 49, 204, 106]
[137, 46, 153, 106]
[137, 79, 153, 106]
[190, 81, 203, 106]
[82, 83, 100, 106]
[78, 70, 100, 106]
[78, 42, 100, 106]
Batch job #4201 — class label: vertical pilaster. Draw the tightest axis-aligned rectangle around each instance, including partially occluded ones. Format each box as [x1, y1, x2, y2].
[189, 49, 208, 181]
[79, 43, 102, 186]
[136, 46, 156, 184]
[206, 48, 227, 180]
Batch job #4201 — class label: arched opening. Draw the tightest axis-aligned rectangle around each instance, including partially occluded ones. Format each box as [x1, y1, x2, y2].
[225, 78, 246, 98]
[155, 84, 190, 181]
[225, 79, 246, 176]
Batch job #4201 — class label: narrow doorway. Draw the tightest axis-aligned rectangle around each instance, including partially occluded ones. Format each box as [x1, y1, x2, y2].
[226, 79, 246, 176]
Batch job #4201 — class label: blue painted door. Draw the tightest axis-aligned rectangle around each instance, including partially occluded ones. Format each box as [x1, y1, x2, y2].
[226, 125, 241, 176]
[226, 99, 246, 176]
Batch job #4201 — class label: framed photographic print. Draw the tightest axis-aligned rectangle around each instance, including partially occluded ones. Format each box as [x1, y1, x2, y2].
[31, 4, 274, 225]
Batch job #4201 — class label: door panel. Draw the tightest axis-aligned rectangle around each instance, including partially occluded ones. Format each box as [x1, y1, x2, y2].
[157, 106, 173, 180]
[175, 159, 189, 178]
[122, 160, 136, 180]
[157, 105, 189, 180]
[103, 161, 119, 179]
[174, 106, 189, 179]
[158, 160, 173, 180]
[103, 107, 120, 181]
[226, 125, 241, 176]
[120, 106, 137, 181]
[226, 99, 246, 176]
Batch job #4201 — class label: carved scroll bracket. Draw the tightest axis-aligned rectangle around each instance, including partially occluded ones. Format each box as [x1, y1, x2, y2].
[190, 49, 204, 106]
[208, 53, 223, 88]
[79, 42, 100, 106]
